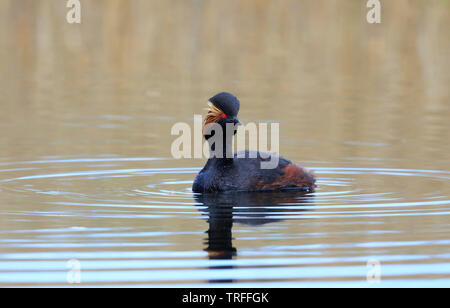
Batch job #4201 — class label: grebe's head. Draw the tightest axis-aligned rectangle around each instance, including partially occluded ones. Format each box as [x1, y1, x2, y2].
[203, 92, 241, 138]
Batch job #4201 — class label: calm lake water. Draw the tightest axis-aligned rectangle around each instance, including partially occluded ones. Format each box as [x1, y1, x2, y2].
[0, 1, 449, 287]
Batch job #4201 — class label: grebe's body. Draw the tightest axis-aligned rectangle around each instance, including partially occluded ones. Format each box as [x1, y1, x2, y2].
[193, 150, 314, 193]
[192, 92, 315, 193]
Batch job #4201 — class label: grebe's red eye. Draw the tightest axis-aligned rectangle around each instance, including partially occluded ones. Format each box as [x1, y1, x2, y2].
[221, 113, 226, 118]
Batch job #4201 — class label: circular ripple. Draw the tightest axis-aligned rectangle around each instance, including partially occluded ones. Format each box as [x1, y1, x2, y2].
[1, 157, 450, 287]
[0, 157, 449, 217]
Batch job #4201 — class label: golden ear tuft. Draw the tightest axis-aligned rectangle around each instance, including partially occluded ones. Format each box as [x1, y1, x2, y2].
[203, 102, 224, 135]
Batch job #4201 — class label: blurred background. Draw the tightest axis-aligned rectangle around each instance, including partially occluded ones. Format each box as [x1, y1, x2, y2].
[0, 0, 449, 287]
[1, 0, 448, 166]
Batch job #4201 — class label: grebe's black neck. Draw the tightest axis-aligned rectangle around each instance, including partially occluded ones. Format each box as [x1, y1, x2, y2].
[205, 121, 238, 164]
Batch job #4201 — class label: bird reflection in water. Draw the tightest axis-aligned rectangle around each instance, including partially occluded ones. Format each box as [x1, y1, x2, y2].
[194, 191, 313, 283]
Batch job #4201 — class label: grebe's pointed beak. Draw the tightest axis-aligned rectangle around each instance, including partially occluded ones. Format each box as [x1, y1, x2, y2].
[233, 117, 242, 126]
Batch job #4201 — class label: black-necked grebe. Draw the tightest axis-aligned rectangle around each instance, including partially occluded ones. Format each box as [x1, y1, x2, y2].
[192, 92, 315, 193]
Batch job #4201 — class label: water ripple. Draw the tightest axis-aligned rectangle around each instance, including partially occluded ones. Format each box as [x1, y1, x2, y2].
[0, 157, 449, 286]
